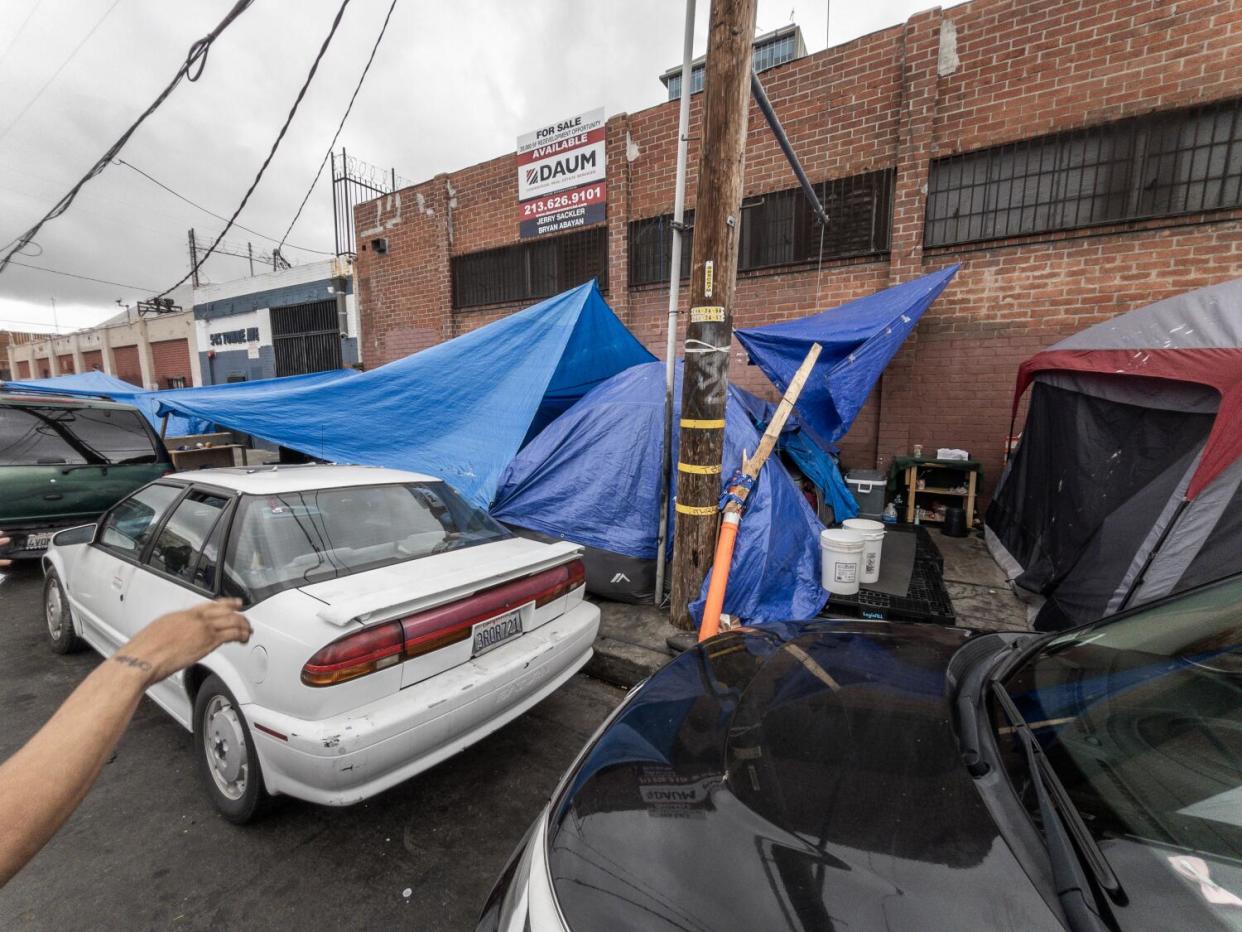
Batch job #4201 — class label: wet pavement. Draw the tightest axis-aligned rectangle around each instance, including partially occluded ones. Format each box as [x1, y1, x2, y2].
[0, 562, 624, 930]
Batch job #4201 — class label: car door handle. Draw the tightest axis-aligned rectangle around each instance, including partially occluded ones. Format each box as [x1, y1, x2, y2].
[110, 576, 124, 590]
[43, 492, 63, 500]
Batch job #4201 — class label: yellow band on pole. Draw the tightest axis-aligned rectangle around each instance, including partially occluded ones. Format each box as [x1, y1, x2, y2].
[677, 462, 722, 475]
[679, 418, 725, 429]
[675, 502, 719, 516]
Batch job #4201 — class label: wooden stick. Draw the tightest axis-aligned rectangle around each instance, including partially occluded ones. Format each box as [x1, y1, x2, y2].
[698, 342, 822, 641]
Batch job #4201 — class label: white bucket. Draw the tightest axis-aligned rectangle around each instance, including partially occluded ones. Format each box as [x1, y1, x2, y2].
[843, 517, 886, 584]
[820, 528, 865, 595]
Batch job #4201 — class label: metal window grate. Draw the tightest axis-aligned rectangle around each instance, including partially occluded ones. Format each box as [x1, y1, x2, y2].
[270, 299, 342, 376]
[627, 168, 893, 287]
[451, 226, 609, 310]
[925, 97, 1242, 248]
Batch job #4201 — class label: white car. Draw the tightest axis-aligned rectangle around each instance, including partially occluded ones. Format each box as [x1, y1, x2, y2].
[41, 464, 599, 823]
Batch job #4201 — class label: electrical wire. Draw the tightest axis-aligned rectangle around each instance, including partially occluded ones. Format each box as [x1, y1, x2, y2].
[0, 0, 124, 144]
[4, 258, 155, 291]
[278, 0, 399, 253]
[113, 158, 333, 256]
[0, 0, 42, 69]
[0, 0, 255, 277]
[156, 0, 353, 297]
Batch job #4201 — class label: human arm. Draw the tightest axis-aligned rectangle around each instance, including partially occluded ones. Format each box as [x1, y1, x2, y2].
[0, 599, 251, 888]
[0, 534, 10, 568]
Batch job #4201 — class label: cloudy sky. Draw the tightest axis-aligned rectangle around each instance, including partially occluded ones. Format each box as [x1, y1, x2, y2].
[0, 0, 958, 335]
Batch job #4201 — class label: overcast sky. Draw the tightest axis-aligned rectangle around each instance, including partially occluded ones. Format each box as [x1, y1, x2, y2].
[0, 0, 959, 335]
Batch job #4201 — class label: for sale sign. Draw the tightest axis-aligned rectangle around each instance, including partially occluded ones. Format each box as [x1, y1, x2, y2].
[516, 108, 606, 238]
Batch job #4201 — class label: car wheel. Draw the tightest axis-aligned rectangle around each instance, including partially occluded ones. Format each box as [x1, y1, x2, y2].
[193, 675, 269, 824]
[44, 571, 83, 654]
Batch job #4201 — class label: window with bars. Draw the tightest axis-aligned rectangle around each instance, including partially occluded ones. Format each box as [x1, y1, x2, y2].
[925, 98, 1242, 248]
[452, 227, 608, 309]
[628, 169, 893, 287]
[664, 28, 803, 101]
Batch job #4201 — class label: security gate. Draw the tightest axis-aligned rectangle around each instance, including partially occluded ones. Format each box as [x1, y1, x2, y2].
[270, 300, 342, 377]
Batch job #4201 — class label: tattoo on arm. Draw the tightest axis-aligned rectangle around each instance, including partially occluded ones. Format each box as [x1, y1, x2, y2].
[111, 654, 153, 673]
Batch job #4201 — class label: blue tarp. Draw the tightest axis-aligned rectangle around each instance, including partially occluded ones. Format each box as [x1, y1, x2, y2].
[156, 281, 655, 507]
[735, 265, 959, 443]
[493, 361, 827, 625]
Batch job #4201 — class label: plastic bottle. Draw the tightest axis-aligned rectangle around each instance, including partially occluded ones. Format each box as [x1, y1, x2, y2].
[882, 501, 898, 524]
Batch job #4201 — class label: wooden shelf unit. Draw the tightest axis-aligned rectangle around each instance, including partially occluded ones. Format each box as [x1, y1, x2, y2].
[902, 461, 977, 525]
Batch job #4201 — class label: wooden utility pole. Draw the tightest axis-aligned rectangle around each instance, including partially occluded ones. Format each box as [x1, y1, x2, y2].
[187, 228, 200, 288]
[669, 0, 759, 629]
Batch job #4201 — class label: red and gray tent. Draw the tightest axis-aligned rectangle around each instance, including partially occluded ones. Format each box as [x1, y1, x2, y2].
[986, 276, 1242, 631]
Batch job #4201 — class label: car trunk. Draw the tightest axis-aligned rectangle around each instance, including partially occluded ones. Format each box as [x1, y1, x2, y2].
[294, 536, 585, 714]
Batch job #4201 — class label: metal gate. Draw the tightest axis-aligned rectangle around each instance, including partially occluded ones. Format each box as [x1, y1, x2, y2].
[270, 300, 342, 377]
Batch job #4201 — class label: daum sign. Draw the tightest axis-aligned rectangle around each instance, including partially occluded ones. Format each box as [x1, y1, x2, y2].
[516, 107, 607, 239]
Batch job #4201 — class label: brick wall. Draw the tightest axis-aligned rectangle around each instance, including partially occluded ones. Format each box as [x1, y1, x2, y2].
[112, 345, 142, 387]
[81, 349, 103, 372]
[150, 337, 191, 388]
[355, 0, 1242, 514]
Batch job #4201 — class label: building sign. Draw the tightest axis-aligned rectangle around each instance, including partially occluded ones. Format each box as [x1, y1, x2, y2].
[209, 326, 260, 347]
[516, 107, 606, 239]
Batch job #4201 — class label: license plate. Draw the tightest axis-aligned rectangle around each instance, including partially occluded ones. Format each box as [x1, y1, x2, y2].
[22, 532, 53, 551]
[472, 608, 524, 657]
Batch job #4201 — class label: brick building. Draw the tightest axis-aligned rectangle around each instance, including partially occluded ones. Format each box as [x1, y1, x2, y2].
[353, 0, 1242, 508]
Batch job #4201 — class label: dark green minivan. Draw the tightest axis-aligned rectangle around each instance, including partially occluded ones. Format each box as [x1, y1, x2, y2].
[0, 394, 171, 558]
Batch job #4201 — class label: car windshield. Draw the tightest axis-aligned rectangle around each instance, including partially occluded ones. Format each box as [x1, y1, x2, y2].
[222, 480, 510, 603]
[0, 404, 159, 466]
[997, 575, 1242, 897]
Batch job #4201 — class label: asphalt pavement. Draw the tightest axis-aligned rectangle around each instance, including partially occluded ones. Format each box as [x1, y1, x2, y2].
[0, 561, 625, 930]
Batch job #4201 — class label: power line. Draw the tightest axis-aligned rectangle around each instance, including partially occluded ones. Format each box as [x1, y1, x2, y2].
[114, 158, 334, 256]
[157, 0, 353, 297]
[279, 0, 399, 252]
[0, 0, 255, 276]
[0, 0, 124, 144]
[4, 258, 155, 291]
[0, 0, 43, 69]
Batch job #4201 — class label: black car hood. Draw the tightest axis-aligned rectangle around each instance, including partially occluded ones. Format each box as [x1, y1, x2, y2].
[546, 620, 1060, 931]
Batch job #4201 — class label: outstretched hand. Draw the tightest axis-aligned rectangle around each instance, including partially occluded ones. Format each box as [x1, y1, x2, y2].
[114, 599, 252, 686]
[0, 535, 9, 568]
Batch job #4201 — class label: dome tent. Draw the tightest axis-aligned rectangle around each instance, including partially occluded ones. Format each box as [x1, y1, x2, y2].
[986, 276, 1242, 631]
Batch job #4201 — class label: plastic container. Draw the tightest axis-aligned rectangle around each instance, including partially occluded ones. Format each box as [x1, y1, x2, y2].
[820, 528, 865, 595]
[843, 517, 886, 583]
[942, 506, 968, 538]
[845, 468, 886, 520]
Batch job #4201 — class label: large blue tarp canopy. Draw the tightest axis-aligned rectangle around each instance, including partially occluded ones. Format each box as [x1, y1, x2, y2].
[735, 265, 959, 442]
[493, 361, 827, 624]
[156, 281, 655, 506]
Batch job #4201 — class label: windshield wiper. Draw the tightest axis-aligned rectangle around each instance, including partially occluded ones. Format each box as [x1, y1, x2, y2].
[990, 682, 1124, 930]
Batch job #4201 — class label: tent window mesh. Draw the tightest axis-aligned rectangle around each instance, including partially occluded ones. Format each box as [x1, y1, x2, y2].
[926, 97, 1242, 247]
[452, 227, 608, 309]
[628, 169, 893, 287]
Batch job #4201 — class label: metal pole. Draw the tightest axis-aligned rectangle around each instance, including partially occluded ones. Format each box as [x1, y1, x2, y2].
[247, 241, 255, 277]
[188, 228, 200, 288]
[751, 72, 829, 227]
[653, 0, 697, 606]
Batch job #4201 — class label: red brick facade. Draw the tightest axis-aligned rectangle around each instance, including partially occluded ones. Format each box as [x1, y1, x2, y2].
[81, 349, 103, 372]
[56, 353, 75, 374]
[150, 337, 192, 389]
[354, 0, 1242, 509]
[112, 344, 142, 387]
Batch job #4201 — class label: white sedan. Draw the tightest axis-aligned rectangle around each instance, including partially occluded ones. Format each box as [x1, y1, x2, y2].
[41, 464, 599, 822]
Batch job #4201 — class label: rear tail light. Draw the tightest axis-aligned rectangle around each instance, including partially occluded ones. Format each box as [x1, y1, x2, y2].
[301, 559, 585, 687]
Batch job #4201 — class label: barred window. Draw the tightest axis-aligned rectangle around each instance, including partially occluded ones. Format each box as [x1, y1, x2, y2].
[627, 169, 893, 287]
[629, 212, 694, 288]
[925, 98, 1242, 248]
[452, 227, 608, 309]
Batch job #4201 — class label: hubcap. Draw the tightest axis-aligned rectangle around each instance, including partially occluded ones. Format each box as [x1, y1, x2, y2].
[203, 695, 248, 801]
[45, 584, 63, 640]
